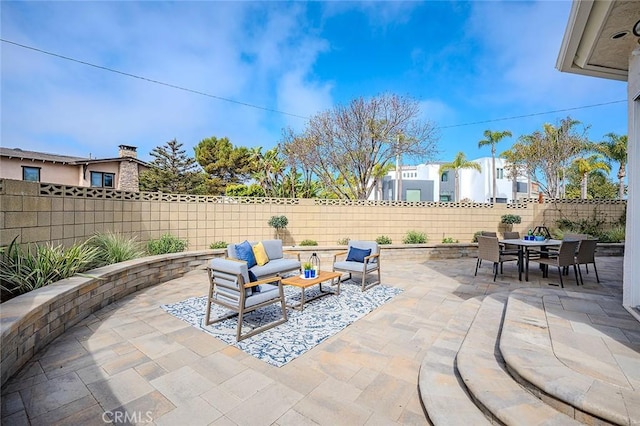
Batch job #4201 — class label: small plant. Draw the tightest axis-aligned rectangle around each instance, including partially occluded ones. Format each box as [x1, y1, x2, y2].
[442, 237, 458, 243]
[376, 235, 392, 245]
[299, 239, 318, 246]
[302, 261, 313, 271]
[209, 241, 228, 249]
[268, 215, 288, 239]
[501, 214, 522, 225]
[146, 234, 188, 255]
[87, 232, 144, 267]
[403, 230, 427, 244]
[472, 231, 483, 243]
[599, 226, 626, 243]
[337, 237, 350, 245]
[0, 237, 100, 297]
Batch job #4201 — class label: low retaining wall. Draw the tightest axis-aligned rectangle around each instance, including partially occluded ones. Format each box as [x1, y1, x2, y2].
[0, 243, 623, 387]
[0, 250, 220, 386]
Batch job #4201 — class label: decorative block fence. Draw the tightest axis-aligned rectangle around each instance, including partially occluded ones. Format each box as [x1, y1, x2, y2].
[0, 179, 627, 250]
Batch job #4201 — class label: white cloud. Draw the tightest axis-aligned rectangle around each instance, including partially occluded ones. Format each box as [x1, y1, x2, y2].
[1, 2, 335, 160]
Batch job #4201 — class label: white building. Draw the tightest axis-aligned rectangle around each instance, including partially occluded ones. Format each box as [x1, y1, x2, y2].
[374, 156, 531, 203]
[557, 0, 639, 316]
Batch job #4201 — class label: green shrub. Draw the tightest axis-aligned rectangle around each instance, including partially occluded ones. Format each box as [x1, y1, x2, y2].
[472, 231, 483, 243]
[501, 214, 522, 224]
[299, 239, 318, 246]
[0, 237, 100, 297]
[337, 237, 350, 245]
[442, 237, 458, 243]
[376, 235, 392, 245]
[87, 232, 143, 267]
[147, 234, 188, 255]
[268, 215, 288, 230]
[403, 230, 427, 244]
[599, 226, 626, 243]
[209, 241, 228, 249]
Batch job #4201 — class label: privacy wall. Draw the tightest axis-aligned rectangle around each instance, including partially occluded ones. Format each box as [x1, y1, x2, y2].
[0, 179, 626, 249]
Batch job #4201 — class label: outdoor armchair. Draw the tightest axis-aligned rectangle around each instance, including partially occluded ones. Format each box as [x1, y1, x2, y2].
[333, 240, 381, 291]
[575, 238, 599, 284]
[529, 240, 580, 288]
[475, 236, 519, 282]
[204, 258, 287, 342]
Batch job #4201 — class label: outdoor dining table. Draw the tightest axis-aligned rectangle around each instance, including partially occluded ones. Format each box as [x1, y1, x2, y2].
[499, 238, 562, 281]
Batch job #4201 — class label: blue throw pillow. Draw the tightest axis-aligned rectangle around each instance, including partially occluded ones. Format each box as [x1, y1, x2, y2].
[248, 270, 262, 292]
[235, 240, 257, 268]
[346, 247, 371, 263]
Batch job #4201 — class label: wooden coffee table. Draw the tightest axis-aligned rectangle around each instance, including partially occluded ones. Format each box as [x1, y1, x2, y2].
[281, 270, 342, 311]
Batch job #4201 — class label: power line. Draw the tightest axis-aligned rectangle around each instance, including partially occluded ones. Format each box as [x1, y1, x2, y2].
[0, 38, 309, 120]
[438, 100, 626, 129]
[1, 38, 627, 129]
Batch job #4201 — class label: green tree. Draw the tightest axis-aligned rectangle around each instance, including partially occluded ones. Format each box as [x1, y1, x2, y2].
[572, 154, 610, 199]
[280, 93, 439, 199]
[139, 139, 203, 194]
[439, 152, 482, 202]
[478, 129, 512, 203]
[596, 133, 627, 199]
[566, 164, 618, 199]
[516, 116, 588, 198]
[501, 144, 529, 202]
[194, 136, 255, 195]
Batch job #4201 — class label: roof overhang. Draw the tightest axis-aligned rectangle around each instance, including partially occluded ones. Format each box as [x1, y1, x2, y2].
[557, 0, 640, 82]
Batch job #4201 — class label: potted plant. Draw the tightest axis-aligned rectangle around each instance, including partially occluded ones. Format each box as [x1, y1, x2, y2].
[268, 215, 288, 240]
[501, 214, 521, 232]
[302, 261, 313, 278]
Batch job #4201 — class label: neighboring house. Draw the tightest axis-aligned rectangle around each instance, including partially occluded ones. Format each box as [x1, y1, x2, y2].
[0, 145, 149, 192]
[557, 0, 639, 313]
[373, 157, 533, 203]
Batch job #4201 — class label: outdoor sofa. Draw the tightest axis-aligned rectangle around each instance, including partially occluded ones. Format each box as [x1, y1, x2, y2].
[227, 239, 301, 280]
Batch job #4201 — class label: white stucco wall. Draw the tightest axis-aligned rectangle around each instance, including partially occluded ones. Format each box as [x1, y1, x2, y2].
[624, 48, 640, 311]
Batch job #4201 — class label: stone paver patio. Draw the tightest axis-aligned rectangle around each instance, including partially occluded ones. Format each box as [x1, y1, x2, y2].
[0, 255, 632, 425]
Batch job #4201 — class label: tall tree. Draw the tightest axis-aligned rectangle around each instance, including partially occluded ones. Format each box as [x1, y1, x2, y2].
[194, 137, 255, 195]
[516, 116, 588, 198]
[478, 129, 512, 203]
[596, 133, 627, 199]
[573, 154, 611, 199]
[139, 139, 203, 194]
[439, 152, 482, 202]
[280, 93, 439, 199]
[501, 144, 528, 202]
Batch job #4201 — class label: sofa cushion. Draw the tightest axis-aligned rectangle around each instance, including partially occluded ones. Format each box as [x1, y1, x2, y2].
[252, 242, 270, 266]
[209, 258, 252, 297]
[250, 258, 300, 279]
[346, 247, 371, 263]
[261, 240, 283, 260]
[235, 240, 257, 268]
[333, 260, 379, 273]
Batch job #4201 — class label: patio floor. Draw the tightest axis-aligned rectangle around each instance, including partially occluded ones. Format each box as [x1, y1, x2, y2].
[0, 255, 632, 425]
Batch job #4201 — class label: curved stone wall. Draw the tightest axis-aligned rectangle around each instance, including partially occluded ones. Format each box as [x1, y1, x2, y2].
[0, 249, 220, 386]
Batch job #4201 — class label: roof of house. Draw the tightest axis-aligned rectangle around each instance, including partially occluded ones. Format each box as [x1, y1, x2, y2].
[0, 147, 150, 167]
[556, 0, 639, 81]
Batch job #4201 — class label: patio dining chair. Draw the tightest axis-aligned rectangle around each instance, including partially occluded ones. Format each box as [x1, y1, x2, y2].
[529, 240, 580, 288]
[333, 240, 380, 291]
[204, 258, 288, 342]
[575, 238, 600, 285]
[474, 236, 518, 282]
[502, 231, 521, 255]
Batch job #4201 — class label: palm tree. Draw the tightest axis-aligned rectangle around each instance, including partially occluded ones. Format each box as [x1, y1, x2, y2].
[439, 152, 482, 202]
[478, 129, 512, 203]
[573, 155, 611, 199]
[596, 133, 627, 199]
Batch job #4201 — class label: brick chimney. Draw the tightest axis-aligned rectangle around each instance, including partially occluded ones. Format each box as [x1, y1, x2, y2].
[118, 145, 137, 158]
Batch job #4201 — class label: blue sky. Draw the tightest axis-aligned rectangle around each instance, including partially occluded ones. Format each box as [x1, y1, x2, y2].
[1, 1, 627, 167]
